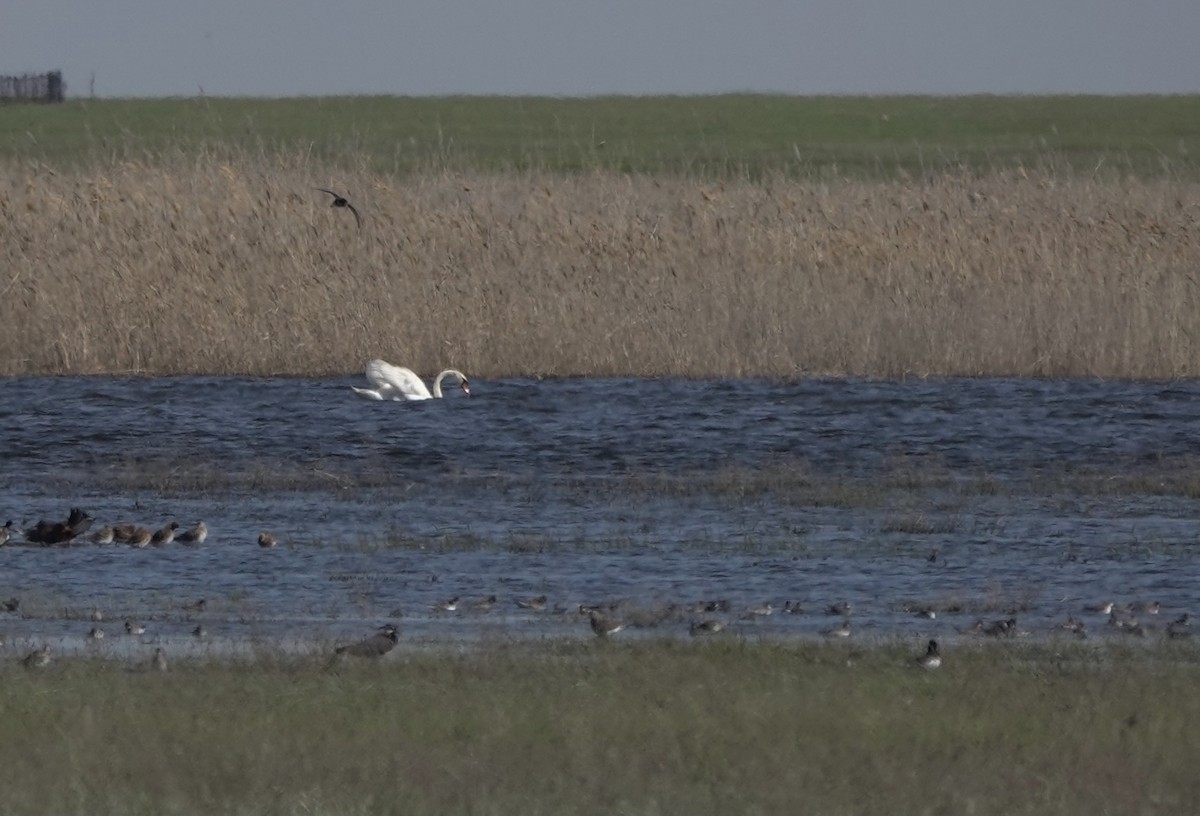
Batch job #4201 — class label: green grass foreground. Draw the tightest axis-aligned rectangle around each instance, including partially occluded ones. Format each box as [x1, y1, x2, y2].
[1, 640, 1197, 814]
[2, 94, 1199, 179]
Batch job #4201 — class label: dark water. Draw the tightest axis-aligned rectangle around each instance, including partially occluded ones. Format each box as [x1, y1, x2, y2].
[1, 375, 1198, 657]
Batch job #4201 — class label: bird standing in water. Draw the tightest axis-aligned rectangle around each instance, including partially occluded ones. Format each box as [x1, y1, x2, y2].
[589, 610, 623, 639]
[335, 624, 400, 658]
[917, 639, 942, 670]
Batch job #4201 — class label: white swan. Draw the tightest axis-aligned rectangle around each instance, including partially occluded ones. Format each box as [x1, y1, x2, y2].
[351, 359, 471, 401]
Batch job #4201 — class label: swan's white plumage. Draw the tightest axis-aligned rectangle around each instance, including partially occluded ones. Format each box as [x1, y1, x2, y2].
[351, 359, 470, 401]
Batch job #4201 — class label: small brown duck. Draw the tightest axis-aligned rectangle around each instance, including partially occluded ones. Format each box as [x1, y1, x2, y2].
[26, 507, 93, 545]
[257, 532, 278, 548]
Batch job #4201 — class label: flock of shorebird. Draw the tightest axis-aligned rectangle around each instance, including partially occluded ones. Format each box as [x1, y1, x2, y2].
[4, 583, 1193, 673]
[0, 507, 279, 550]
[4, 506, 1192, 674]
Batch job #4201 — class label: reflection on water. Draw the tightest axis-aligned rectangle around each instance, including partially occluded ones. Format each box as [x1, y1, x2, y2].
[1, 375, 1198, 654]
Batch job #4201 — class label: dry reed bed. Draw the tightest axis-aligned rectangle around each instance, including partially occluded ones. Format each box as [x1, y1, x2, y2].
[2, 155, 1198, 378]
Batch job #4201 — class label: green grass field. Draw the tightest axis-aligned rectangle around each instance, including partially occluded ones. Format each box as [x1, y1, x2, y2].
[2, 94, 1199, 179]
[1, 639, 1196, 815]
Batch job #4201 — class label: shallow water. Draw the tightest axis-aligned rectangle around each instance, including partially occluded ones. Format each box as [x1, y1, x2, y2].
[1, 375, 1198, 657]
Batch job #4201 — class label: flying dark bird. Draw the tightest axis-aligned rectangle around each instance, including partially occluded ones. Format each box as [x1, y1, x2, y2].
[316, 188, 362, 229]
[335, 624, 400, 658]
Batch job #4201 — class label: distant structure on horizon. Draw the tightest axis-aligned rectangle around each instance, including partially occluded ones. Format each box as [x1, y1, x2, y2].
[0, 70, 64, 103]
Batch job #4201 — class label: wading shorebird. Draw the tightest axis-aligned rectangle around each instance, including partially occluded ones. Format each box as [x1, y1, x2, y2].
[1167, 614, 1192, 639]
[110, 523, 138, 544]
[89, 525, 115, 545]
[351, 359, 471, 402]
[469, 595, 498, 613]
[689, 619, 724, 637]
[1059, 616, 1087, 638]
[177, 521, 208, 545]
[316, 188, 362, 229]
[22, 645, 51, 669]
[982, 618, 1017, 638]
[588, 610, 623, 639]
[335, 624, 400, 658]
[823, 620, 852, 639]
[515, 595, 548, 611]
[432, 597, 459, 613]
[917, 639, 942, 670]
[127, 527, 153, 549]
[151, 522, 180, 546]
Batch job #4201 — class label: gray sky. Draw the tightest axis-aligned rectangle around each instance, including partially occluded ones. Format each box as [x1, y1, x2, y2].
[3, 1, 1198, 97]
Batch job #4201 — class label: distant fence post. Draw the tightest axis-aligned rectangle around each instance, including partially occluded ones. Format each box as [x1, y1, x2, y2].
[0, 70, 66, 103]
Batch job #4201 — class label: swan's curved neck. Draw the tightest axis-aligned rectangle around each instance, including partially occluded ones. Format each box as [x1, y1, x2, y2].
[432, 369, 465, 398]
